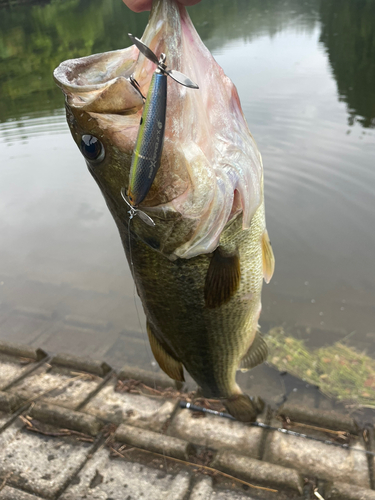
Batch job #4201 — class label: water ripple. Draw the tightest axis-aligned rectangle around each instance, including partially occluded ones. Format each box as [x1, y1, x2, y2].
[0, 111, 68, 143]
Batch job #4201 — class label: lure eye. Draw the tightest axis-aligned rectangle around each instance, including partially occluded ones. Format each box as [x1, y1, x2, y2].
[80, 135, 105, 163]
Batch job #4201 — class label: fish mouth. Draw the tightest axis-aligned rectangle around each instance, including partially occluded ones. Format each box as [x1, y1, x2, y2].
[53, 46, 143, 114]
[54, 0, 263, 259]
[53, 0, 185, 115]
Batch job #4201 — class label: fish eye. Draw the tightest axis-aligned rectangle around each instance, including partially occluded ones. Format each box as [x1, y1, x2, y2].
[80, 135, 105, 163]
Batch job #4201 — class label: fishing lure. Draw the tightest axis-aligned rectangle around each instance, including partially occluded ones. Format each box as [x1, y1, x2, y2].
[127, 34, 199, 208]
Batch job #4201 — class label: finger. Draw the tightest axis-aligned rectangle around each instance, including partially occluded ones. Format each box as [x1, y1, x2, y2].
[122, 0, 152, 12]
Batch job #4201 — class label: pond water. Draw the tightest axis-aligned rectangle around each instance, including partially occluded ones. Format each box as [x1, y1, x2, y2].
[0, 0, 374, 409]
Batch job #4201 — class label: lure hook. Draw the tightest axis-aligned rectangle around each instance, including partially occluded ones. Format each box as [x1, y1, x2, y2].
[121, 188, 155, 227]
[129, 75, 146, 101]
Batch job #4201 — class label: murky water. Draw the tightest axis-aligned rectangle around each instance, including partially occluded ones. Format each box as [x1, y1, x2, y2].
[0, 0, 374, 407]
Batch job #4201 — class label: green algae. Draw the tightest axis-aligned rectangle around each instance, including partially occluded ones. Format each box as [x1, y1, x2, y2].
[266, 327, 375, 405]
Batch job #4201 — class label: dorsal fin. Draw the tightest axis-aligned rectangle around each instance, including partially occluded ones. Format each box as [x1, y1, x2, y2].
[204, 247, 241, 309]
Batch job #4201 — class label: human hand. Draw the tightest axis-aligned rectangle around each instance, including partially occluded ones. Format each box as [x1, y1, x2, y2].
[123, 0, 201, 13]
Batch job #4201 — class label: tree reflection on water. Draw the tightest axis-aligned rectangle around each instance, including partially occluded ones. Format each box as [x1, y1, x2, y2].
[0, 0, 374, 129]
[319, 0, 375, 128]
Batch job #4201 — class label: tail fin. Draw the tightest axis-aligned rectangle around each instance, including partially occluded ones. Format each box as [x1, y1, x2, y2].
[224, 394, 263, 422]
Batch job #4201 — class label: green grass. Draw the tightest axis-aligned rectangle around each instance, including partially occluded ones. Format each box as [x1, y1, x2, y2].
[266, 327, 375, 405]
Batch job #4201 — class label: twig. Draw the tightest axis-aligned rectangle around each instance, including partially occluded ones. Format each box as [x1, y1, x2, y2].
[18, 415, 33, 428]
[314, 489, 325, 500]
[26, 427, 70, 438]
[285, 419, 350, 438]
[118, 446, 277, 493]
[21, 420, 94, 442]
[109, 446, 135, 458]
[0, 472, 12, 492]
[59, 428, 93, 439]
[109, 446, 125, 458]
[70, 372, 99, 381]
[140, 384, 163, 395]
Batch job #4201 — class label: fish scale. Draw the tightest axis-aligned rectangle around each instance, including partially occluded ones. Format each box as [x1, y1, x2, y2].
[121, 197, 265, 401]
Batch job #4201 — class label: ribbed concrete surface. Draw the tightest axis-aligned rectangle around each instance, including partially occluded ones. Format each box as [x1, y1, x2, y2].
[0, 341, 374, 500]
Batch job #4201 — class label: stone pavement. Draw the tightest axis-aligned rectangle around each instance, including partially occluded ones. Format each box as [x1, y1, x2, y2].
[0, 341, 375, 500]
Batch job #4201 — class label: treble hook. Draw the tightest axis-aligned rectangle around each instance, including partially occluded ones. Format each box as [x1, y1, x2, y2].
[121, 188, 155, 227]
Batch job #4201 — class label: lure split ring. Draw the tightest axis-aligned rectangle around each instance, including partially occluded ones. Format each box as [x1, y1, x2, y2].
[121, 188, 155, 227]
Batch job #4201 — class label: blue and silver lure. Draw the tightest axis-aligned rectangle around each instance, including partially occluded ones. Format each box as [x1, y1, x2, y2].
[126, 34, 199, 209]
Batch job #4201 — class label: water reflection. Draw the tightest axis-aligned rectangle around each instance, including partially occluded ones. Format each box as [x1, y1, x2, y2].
[0, 0, 319, 126]
[0, 0, 374, 409]
[189, 0, 319, 51]
[0, 0, 148, 123]
[1, 0, 374, 130]
[320, 0, 375, 128]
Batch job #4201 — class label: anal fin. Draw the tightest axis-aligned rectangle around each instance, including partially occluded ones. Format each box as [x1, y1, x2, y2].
[262, 229, 275, 284]
[147, 321, 184, 382]
[204, 247, 241, 309]
[239, 331, 268, 371]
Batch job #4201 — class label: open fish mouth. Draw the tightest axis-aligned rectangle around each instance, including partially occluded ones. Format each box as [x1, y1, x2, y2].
[53, 0, 263, 259]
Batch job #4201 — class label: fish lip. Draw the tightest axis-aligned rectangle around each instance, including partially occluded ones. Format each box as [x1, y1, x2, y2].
[53, 46, 144, 115]
[53, 48, 137, 91]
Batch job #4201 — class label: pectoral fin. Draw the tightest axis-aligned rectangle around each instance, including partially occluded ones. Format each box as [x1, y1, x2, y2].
[239, 331, 268, 371]
[204, 247, 241, 309]
[147, 322, 184, 382]
[262, 229, 275, 284]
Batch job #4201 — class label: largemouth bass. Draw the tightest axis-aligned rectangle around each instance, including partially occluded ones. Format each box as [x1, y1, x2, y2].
[54, 0, 275, 421]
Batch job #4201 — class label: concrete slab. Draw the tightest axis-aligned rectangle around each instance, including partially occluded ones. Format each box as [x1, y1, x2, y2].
[0, 487, 45, 500]
[327, 481, 375, 500]
[167, 408, 263, 459]
[213, 491, 260, 500]
[263, 428, 370, 487]
[0, 353, 40, 391]
[32, 324, 119, 360]
[0, 341, 373, 498]
[212, 450, 303, 493]
[189, 477, 213, 500]
[189, 476, 280, 500]
[30, 402, 103, 436]
[10, 365, 102, 410]
[84, 379, 176, 431]
[0, 391, 23, 413]
[60, 448, 191, 500]
[103, 331, 155, 370]
[115, 424, 192, 460]
[118, 365, 176, 390]
[0, 410, 13, 430]
[50, 353, 111, 377]
[0, 420, 95, 499]
[278, 403, 358, 434]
